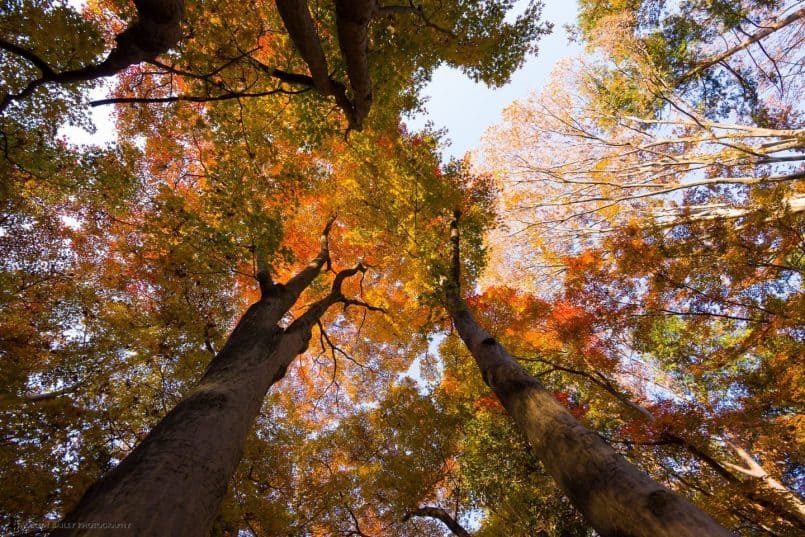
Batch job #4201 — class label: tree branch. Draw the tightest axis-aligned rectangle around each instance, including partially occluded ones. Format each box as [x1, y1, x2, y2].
[334, 0, 374, 128]
[678, 7, 805, 82]
[89, 87, 308, 106]
[284, 215, 337, 298]
[1, 0, 184, 113]
[404, 506, 471, 537]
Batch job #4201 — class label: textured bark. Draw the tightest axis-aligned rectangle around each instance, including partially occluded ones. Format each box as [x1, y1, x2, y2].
[55, 301, 287, 536]
[54, 223, 344, 536]
[445, 213, 731, 537]
[333, 0, 374, 128]
[537, 356, 805, 529]
[722, 442, 805, 529]
[273, 0, 335, 93]
[405, 506, 471, 537]
[274, 0, 360, 129]
[0, 0, 184, 112]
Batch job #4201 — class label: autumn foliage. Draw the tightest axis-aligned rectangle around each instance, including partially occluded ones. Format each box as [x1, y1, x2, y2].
[1, 0, 803, 536]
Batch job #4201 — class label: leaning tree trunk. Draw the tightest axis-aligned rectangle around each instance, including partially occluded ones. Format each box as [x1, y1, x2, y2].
[445, 212, 730, 537]
[273, 0, 378, 130]
[55, 221, 372, 536]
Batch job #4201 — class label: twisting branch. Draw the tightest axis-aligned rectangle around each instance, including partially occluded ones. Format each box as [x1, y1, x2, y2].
[247, 57, 318, 87]
[0, 0, 185, 113]
[310, 319, 342, 408]
[340, 297, 386, 313]
[403, 506, 471, 537]
[331, 262, 368, 297]
[317, 319, 368, 371]
[285, 259, 385, 341]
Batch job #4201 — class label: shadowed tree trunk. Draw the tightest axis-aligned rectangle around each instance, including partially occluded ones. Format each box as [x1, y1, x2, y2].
[54, 220, 378, 536]
[530, 354, 805, 529]
[274, 0, 362, 129]
[444, 211, 731, 537]
[404, 506, 471, 537]
[333, 0, 373, 127]
[0, 0, 185, 113]
[272, 0, 398, 130]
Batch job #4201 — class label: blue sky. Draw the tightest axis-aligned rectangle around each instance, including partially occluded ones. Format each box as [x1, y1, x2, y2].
[408, 0, 581, 160]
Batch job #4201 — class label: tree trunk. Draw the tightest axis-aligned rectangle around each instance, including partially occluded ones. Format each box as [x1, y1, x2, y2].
[274, 0, 361, 129]
[55, 301, 287, 536]
[54, 221, 367, 536]
[445, 212, 731, 537]
[0, 0, 184, 113]
[333, 0, 374, 127]
[533, 355, 805, 529]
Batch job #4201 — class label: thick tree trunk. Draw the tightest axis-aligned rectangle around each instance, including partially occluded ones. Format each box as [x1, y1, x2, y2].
[273, 0, 336, 94]
[333, 0, 373, 128]
[445, 213, 730, 537]
[91, 0, 185, 78]
[273, 0, 380, 130]
[54, 222, 364, 536]
[274, 0, 361, 129]
[55, 301, 289, 536]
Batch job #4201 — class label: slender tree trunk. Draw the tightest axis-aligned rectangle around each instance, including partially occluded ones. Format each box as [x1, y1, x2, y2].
[534, 355, 805, 529]
[54, 221, 372, 536]
[444, 212, 731, 537]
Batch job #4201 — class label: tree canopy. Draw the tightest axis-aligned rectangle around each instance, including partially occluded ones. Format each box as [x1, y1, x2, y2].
[1, 1, 802, 536]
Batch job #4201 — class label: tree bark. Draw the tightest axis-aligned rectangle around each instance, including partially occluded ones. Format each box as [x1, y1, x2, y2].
[53, 221, 372, 536]
[404, 506, 471, 537]
[273, 0, 360, 129]
[0, 0, 184, 113]
[333, 0, 374, 128]
[444, 212, 731, 537]
[544, 356, 805, 529]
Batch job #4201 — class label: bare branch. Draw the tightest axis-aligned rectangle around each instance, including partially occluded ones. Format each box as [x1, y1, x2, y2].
[678, 7, 805, 82]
